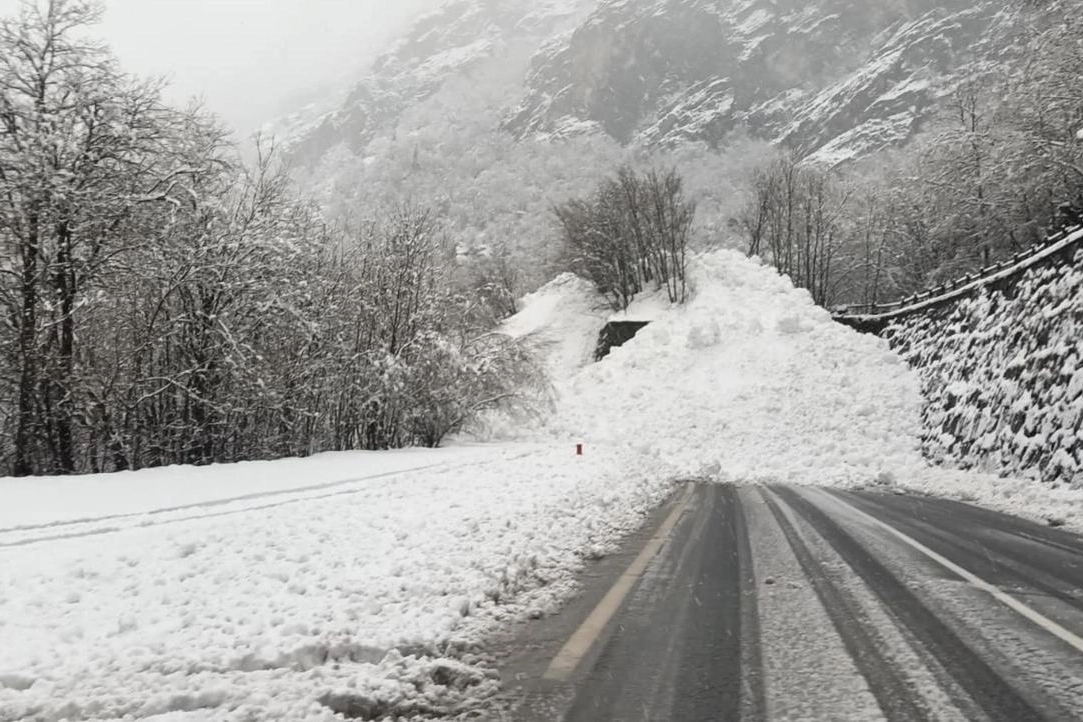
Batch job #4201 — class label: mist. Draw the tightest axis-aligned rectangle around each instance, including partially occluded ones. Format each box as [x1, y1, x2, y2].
[0, 0, 434, 135]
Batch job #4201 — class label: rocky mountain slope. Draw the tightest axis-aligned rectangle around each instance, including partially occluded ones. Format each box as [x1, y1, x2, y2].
[285, 0, 1030, 168]
[506, 0, 1025, 162]
[281, 0, 595, 167]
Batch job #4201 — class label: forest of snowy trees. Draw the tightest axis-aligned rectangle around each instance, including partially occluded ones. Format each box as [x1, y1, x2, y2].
[735, 7, 1083, 308]
[0, 1, 543, 476]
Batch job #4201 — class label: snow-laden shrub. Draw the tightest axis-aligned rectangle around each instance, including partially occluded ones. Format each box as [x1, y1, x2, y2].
[405, 332, 547, 447]
[312, 206, 547, 452]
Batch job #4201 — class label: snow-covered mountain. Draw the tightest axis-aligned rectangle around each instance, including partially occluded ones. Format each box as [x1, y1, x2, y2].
[284, 0, 1029, 168]
[506, 0, 1020, 162]
[281, 0, 596, 167]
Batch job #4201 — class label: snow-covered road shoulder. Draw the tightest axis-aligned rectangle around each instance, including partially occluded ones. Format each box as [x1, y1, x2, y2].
[0, 445, 673, 721]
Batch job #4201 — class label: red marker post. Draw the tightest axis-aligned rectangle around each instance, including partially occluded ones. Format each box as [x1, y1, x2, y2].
[576, 443, 583, 456]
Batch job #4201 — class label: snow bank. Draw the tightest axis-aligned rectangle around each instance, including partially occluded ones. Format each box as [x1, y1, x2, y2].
[0, 447, 494, 531]
[0, 445, 672, 720]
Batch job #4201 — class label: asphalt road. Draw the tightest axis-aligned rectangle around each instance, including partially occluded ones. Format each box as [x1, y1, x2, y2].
[496, 484, 1083, 721]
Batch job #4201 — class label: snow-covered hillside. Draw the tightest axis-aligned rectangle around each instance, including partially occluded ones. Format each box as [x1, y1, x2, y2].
[506, 0, 1020, 163]
[282, 0, 596, 168]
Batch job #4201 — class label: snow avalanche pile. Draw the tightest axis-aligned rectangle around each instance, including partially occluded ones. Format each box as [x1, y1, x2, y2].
[540, 250, 926, 485]
[502, 273, 605, 383]
[498, 253, 887, 485]
[508, 249, 1083, 522]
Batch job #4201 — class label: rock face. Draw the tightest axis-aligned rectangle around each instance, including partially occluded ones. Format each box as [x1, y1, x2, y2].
[282, 0, 1029, 168]
[505, 0, 1017, 162]
[886, 249, 1083, 488]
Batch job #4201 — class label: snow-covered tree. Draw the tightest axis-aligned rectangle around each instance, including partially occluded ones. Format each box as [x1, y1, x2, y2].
[0, 0, 220, 473]
[0, 2, 544, 475]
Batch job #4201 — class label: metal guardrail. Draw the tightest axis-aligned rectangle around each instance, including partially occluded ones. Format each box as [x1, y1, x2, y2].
[833, 224, 1083, 326]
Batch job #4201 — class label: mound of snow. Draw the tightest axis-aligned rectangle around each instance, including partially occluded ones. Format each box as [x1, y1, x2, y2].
[541, 250, 925, 485]
[504, 273, 670, 385]
[505, 249, 1083, 525]
[503, 273, 608, 383]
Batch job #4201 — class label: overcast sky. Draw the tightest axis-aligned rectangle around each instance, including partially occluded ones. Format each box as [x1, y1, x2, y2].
[0, 0, 434, 134]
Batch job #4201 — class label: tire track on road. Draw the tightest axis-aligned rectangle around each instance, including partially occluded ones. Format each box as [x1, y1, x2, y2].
[847, 492, 1083, 616]
[761, 487, 932, 722]
[672, 484, 765, 721]
[774, 485, 1046, 722]
[560, 484, 766, 722]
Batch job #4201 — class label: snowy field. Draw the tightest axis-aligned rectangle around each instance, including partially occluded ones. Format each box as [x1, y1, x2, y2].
[3, 249, 1083, 720]
[0, 445, 672, 720]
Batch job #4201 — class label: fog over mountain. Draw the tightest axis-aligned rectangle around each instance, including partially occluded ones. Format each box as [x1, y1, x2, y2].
[0, 0, 433, 135]
[13, 0, 1026, 158]
[284, 0, 1030, 167]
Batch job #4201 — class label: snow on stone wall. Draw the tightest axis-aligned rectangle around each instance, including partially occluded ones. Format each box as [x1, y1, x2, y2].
[886, 249, 1083, 487]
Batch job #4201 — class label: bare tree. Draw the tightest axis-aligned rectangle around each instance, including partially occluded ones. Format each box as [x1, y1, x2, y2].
[734, 154, 851, 306]
[555, 166, 694, 310]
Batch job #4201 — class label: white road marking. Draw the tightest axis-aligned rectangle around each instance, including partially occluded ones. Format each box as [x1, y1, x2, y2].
[817, 488, 1083, 655]
[543, 483, 696, 682]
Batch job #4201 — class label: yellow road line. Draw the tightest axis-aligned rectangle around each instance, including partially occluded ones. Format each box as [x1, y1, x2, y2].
[544, 483, 697, 682]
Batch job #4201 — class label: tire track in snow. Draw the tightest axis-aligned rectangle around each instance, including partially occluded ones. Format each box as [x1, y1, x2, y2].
[0, 455, 533, 548]
[0, 462, 451, 534]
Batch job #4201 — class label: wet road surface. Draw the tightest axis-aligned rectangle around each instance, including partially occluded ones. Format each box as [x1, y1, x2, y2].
[497, 484, 1083, 721]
